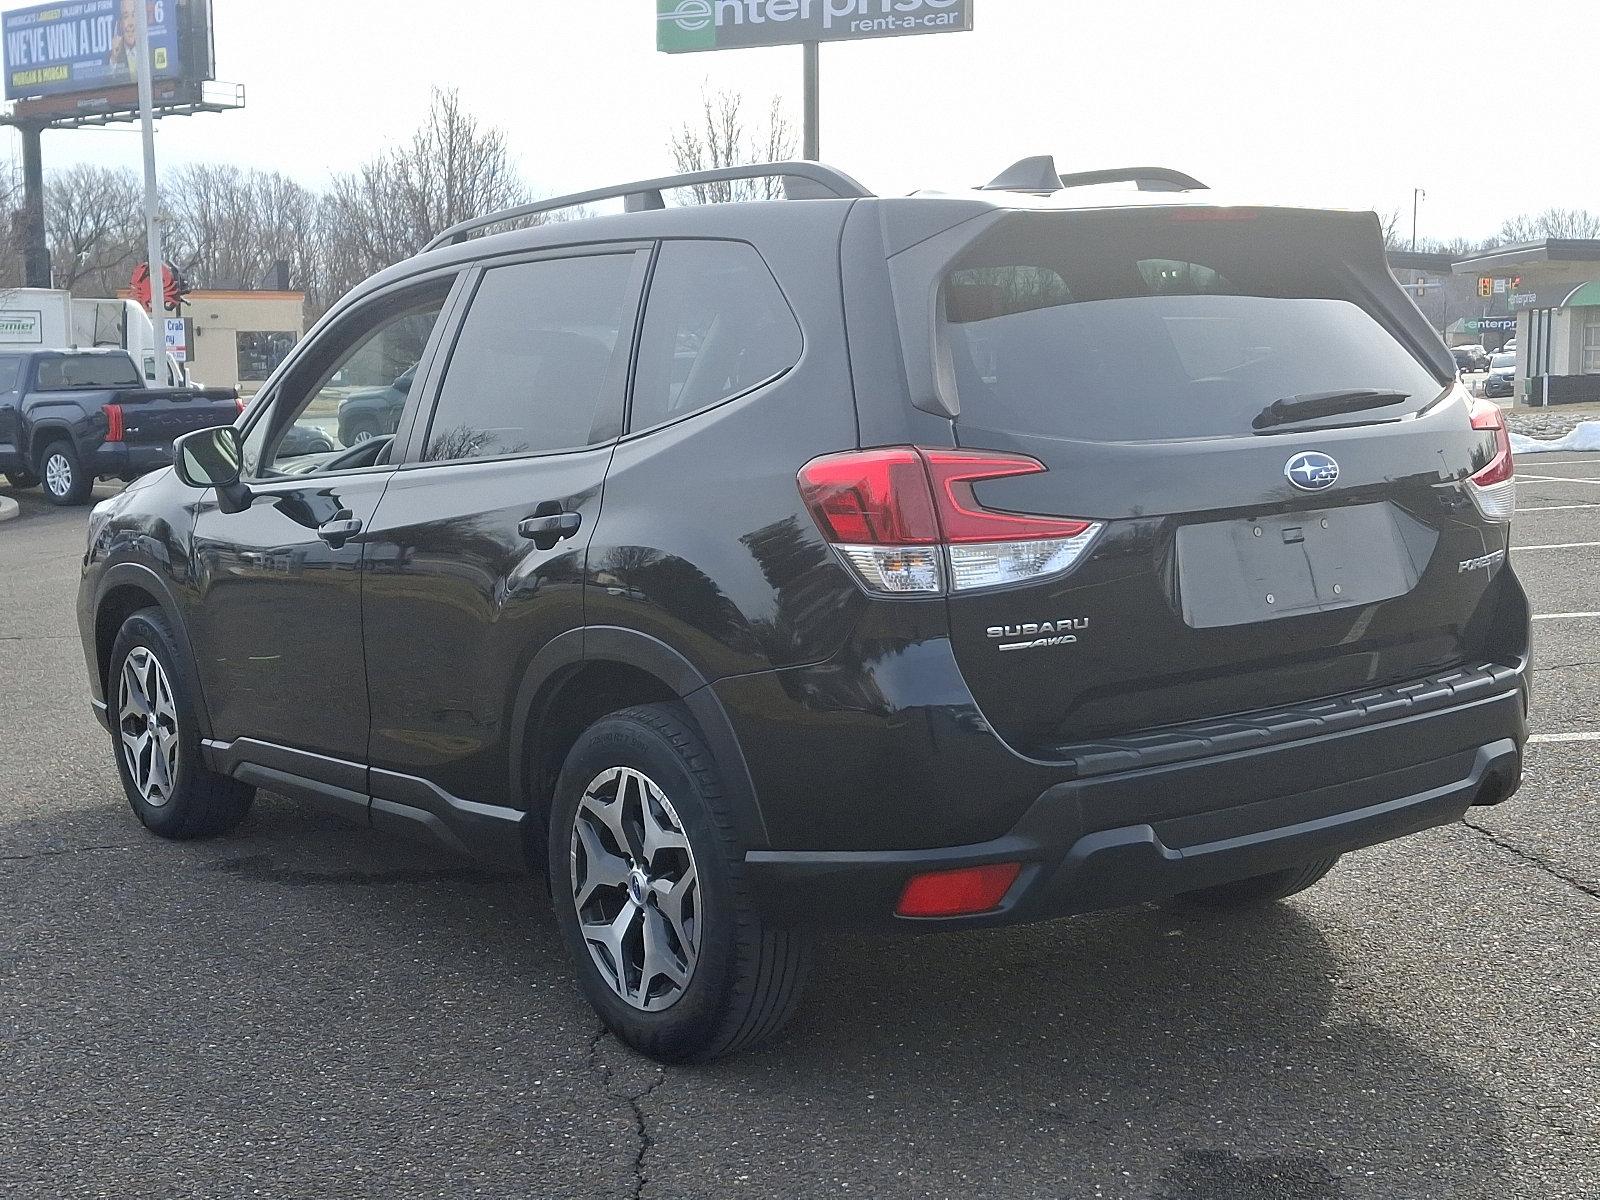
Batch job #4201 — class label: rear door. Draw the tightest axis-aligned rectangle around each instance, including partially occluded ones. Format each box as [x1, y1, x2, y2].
[924, 207, 1514, 752]
[360, 245, 651, 816]
[0, 355, 22, 470]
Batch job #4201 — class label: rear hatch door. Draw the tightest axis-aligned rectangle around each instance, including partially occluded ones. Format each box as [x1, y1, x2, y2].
[926, 206, 1514, 753]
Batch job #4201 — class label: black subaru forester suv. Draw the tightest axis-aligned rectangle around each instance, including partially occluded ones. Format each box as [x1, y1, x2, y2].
[79, 159, 1529, 1062]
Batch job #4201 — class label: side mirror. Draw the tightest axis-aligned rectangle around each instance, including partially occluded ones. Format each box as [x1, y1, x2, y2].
[175, 425, 252, 513]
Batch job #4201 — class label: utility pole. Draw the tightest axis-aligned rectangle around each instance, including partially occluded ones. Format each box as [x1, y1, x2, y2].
[802, 41, 819, 160]
[134, 0, 168, 351]
[1411, 187, 1426, 252]
[18, 121, 50, 287]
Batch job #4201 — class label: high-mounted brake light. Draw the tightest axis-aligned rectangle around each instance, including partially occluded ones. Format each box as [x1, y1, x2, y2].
[798, 447, 1103, 595]
[102, 403, 124, 443]
[1466, 397, 1515, 521]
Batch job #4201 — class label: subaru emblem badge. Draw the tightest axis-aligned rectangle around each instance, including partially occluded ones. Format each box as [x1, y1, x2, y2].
[1285, 452, 1340, 492]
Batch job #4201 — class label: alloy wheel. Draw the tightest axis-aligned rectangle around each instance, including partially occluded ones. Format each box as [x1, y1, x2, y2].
[570, 766, 701, 1011]
[44, 452, 72, 497]
[118, 647, 180, 806]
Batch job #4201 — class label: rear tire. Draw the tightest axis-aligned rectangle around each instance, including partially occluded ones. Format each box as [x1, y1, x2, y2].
[38, 439, 92, 506]
[108, 608, 254, 839]
[549, 702, 811, 1063]
[1164, 855, 1341, 910]
[3, 469, 37, 489]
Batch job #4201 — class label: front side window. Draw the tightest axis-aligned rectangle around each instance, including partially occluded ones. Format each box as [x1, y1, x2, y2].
[423, 253, 641, 463]
[237, 332, 299, 383]
[630, 240, 801, 432]
[243, 287, 449, 479]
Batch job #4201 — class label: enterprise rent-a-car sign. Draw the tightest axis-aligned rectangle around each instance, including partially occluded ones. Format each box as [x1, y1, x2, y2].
[3, 0, 183, 101]
[658, 0, 973, 52]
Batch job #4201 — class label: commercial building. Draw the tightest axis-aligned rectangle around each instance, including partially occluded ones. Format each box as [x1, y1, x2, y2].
[1453, 241, 1600, 405]
[115, 287, 304, 394]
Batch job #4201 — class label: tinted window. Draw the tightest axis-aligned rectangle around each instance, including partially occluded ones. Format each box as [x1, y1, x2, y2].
[942, 215, 1444, 442]
[237, 331, 298, 382]
[630, 240, 800, 432]
[425, 254, 640, 462]
[33, 354, 142, 390]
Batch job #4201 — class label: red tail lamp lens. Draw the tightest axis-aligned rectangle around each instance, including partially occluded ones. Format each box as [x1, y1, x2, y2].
[102, 404, 124, 443]
[1468, 397, 1514, 487]
[896, 862, 1022, 918]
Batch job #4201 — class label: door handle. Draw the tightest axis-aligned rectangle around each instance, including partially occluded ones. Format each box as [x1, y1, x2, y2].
[317, 514, 364, 548]
[518, 510, 582, 550]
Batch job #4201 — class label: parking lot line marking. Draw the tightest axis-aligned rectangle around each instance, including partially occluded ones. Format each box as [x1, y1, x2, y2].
[1516, 541, 1600, 550]
[1532, 611, 1600, 621]
[1516, 503, 1600, 512]
[1528, 732, 1600, 744]
[1517, 475, 1600, 485]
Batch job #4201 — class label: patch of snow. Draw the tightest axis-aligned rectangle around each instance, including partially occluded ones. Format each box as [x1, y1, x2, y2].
[1510, 421, 1600, 454]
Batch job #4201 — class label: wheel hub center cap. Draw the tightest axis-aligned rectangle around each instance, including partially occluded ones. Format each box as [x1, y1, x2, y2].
[627, 867, 649, 907]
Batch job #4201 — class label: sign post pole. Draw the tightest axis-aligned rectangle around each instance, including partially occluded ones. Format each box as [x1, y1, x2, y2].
[134, 0, 169, 339]
[18, 120, 49, 288]
[802, 41, 820, 160]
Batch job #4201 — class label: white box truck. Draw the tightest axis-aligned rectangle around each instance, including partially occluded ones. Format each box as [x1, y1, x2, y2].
[0, 288, 190, 387]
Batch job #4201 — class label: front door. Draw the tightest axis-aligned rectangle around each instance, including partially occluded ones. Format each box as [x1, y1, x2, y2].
[361, 248, 650, 812]
[188, 277, 459, 766]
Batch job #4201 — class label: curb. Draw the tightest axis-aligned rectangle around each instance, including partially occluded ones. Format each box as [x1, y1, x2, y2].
[0, 495, 19, 523]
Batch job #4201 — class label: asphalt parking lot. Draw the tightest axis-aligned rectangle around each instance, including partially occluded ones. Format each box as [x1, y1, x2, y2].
[2, 457, 1597, 1200]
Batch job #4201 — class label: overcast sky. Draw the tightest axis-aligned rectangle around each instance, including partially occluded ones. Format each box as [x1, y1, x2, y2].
[4, 0, 1593, 242]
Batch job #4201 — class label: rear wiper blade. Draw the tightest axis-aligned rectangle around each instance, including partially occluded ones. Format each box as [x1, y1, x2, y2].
[1252, 389, 1409, 431]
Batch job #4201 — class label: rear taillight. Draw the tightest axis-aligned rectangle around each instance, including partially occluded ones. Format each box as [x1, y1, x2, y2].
[798, 446, 1103, 595]
[1467, 398, 1515, 521]
[235, 397, 247, 415]
[102, 403, 124, 443]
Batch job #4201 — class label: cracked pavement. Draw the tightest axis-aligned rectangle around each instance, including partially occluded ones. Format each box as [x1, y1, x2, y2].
[3, 460, 1599, 1199]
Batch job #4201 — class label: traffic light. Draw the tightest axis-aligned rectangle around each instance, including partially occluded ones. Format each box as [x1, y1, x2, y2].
[1478, 277, 1493, 298]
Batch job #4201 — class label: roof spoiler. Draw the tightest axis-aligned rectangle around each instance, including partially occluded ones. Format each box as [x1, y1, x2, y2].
[981, 156, 1207, 194]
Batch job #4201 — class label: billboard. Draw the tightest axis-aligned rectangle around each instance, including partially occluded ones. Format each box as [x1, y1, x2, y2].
[658, 0, 973, 53]
[3, 0, 213, 103]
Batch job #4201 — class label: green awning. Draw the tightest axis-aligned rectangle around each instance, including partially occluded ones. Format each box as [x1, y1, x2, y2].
[1559, 279, 1600, 307]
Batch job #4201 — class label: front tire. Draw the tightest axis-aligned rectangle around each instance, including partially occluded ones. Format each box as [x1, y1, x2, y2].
[549, 703, 811, 1063]
[108, 609, 254, 839]
[38, 439, 92, 506]
[1164, 855, 1342, 910]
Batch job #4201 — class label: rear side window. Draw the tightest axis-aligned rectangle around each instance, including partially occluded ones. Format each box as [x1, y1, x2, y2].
[0, 356, 20, 391]
[941, 214, 1445, 441]
[33, 354, 142, 391]
[424, 253, 640, 462]
[629, 240, 801, 432]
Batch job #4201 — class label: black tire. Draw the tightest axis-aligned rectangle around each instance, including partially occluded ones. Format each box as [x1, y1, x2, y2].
[108, 608, 254, 839]
[549, 702, 811, 1063]
[3, 469, 38, 489]
[1164, 855, 1342, 910]
[37, 439, 93, 506]
[341, 418, 380, 448]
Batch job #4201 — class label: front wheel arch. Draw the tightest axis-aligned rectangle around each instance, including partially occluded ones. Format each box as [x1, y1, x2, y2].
[93, 563, 215, 742]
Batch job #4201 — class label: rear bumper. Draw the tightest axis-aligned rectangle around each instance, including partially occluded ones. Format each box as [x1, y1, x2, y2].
[745, 676, 1526, 930]
[90, 442, 172, 480]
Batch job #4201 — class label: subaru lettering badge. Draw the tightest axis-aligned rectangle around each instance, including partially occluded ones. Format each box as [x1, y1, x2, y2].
[1284, 452, 1340, 492]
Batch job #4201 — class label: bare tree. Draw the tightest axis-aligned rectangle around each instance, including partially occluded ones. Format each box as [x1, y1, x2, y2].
[322, 86, 532, 297]
[0, 163, 24, 289]
[166, 164, 325, 303]
[669, 88, 796, 204]
[42, 165, 143, 296]
[1499, 208, 1600, 243]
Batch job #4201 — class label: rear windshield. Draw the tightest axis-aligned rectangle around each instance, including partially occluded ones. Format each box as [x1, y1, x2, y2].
[941, 213, 1445, 441]
[33, 354, 142, 391]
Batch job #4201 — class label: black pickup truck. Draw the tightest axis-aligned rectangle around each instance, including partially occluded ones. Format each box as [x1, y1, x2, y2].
[0, 348, 241, 506]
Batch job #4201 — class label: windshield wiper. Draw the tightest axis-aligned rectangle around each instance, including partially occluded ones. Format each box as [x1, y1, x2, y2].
[1252, 389, 1409, 431]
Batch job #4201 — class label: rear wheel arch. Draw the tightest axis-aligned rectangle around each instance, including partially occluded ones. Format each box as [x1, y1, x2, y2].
[512, 627, 770, 860]
[29, 423, 73, 468]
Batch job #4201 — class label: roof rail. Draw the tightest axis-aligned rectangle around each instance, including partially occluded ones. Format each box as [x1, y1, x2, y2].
[981, 156, 1207, 195]
[421, 161, 873, 253]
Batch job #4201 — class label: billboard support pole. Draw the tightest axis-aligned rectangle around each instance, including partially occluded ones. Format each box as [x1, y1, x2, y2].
[802, 41, 819, 160]
[134, 0, 168, 339]
[18, 121, 50, 288]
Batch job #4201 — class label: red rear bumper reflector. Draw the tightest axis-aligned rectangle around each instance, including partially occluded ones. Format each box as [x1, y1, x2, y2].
[896, 862, 1022, 918]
